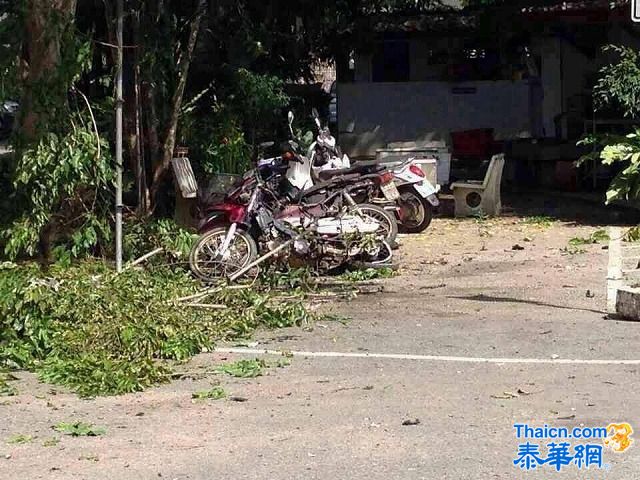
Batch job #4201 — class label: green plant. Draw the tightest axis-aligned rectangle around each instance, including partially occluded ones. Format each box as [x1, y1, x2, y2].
[192, 386, 227, 400]
[216, 359, 266, 378]
[53, 422, 106, 437]
[1, 125, 113, 260]
[579, 46, 640, 205]
[201, 125, 252, 175]
[260, 266, 315, 290]
[594, 45, 640, 118]
[123, 217, 196, 264]
[231, 69, 289, 143]
[472, 211, 488, 223]
[579, 129, 640, 204]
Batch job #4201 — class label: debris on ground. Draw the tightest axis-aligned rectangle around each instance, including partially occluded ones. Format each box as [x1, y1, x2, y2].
[0, 262, 313, 397]
[192, 387, 227, 401]
[216, 359, 267, 378]
[491, 392, 520, 400]
[402, 418, 421, 426]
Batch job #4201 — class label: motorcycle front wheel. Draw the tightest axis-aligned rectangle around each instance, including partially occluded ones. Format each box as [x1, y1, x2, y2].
[189, 226, 258, 282]
[354, 203, 398, 247]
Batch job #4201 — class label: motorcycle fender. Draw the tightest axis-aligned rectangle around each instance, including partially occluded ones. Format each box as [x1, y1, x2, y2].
[412, 181, 440, 206]
[198, 213, 225, 233]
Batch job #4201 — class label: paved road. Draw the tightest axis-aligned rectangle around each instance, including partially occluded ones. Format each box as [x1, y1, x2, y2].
[2, 216, 639, 479]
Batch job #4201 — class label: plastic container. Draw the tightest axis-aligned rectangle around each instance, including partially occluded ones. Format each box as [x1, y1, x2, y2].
[451, 129, 494, 158]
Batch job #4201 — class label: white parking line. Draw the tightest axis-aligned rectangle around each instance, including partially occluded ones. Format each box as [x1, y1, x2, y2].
[215, 347, 640, 366]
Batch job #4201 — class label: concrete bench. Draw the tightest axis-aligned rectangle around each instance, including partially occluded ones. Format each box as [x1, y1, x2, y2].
[451, 153, 505, 217]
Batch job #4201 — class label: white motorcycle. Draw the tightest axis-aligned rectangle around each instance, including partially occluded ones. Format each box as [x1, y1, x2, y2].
[385, 157, 440, 234]
[296, 109, 440, 234]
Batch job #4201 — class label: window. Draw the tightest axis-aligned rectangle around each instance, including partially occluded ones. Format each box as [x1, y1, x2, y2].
[372, 34, 410, 82]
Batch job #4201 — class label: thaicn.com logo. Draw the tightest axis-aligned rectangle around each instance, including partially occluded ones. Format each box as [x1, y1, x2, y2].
[513, 423, 634, 472]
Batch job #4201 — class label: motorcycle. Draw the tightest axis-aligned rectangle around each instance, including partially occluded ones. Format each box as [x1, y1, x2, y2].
[196, 112, 399, 247]
[381, 157, 440, 234]
[303, 109, 440, 234]
[189, 162, 392, 283]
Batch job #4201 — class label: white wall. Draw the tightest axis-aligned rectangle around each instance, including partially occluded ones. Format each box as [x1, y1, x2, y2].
[337, 80, 533, 156]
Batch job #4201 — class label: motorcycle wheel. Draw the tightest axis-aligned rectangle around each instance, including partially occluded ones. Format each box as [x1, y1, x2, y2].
[396, 186, 433, 234]
[189, 226, 258, 282]
[355, 203, 398, 247]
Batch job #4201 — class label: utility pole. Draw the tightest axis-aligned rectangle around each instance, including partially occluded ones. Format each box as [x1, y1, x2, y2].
[115, 0, 124, 272]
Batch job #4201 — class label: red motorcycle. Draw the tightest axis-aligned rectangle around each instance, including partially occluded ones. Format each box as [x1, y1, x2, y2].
[194, 145, 398, 245]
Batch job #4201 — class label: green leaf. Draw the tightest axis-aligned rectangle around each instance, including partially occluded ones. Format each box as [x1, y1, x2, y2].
[53, 422, 106, 437]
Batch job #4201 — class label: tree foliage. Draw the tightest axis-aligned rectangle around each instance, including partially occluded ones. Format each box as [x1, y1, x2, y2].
[583, 45, 640, 204]
[594, 45, 640, 118]
[0, 0, 475, 260]
[3, 123, 113, 260]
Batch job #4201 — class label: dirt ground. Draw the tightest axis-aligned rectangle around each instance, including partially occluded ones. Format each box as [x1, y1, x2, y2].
[2, 194, 640, 480]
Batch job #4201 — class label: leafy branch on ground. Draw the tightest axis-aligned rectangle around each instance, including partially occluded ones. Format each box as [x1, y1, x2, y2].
[523, 215, 555, 228]
[216, 359, 267, 378]
[0, 370, 18, 396]
[568, 229, 609, 246]
[0, 262, 313, 397]
[624, 226, 640, 242]
[6, 434, 33, 445]
[561, 245, 586, 255]
[42, 437, 60, 447]
[53, 422, 106, 437]
[192, 386, 227, 400]
[339, 267, 395, 282]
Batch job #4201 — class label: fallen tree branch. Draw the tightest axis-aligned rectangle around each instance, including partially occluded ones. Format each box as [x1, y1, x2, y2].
[183, 303, 227, 310]
[126, 247, 164, 269]
[175, 284, 252, 303]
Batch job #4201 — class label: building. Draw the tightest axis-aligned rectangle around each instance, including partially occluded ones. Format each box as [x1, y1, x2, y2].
[335, 0, 638, 190]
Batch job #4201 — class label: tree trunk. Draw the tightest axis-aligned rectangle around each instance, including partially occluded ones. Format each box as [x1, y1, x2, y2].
[20, 0, 78, 142]
[148, 0, 207, 213]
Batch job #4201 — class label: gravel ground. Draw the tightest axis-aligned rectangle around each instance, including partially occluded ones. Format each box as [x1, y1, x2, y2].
[1, 199, 639, 480]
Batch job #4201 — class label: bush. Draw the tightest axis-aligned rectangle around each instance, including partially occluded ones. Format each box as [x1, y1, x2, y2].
[1, 125, 113, 260]
[0, 261, 311, 396]
[123, 217, 197, 264]
[181, 68, 289, 176]
[579, 45, 640, 203]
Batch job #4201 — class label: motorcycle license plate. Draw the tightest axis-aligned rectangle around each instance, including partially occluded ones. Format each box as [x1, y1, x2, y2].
[381, 181, 400, 201]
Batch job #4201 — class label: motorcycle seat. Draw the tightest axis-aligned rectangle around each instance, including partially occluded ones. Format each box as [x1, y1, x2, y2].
[298, 176, 352, 199]
[316, 161, 384, 181]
